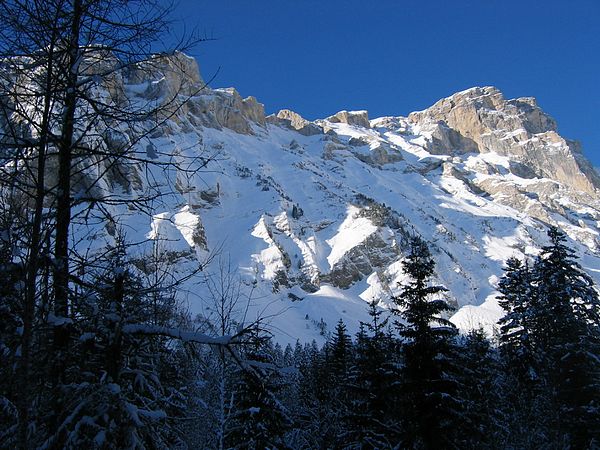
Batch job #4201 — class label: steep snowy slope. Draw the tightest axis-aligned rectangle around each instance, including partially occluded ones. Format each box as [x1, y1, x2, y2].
[7, 53, 600, 345]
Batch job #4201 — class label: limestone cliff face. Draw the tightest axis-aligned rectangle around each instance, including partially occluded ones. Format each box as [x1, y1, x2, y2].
[187, 88, 265, 134]
[125, 51, 204, 99]
[408, 86, 600, 194]
[121, 52, 267, 135]
[266, 109, 322, 136]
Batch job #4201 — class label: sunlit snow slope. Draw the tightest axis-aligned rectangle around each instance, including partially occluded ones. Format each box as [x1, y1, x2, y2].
[10, 53, 600, 345]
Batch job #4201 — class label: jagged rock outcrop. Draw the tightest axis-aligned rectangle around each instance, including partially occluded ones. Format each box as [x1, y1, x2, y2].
[345, 135, 403, 166]
[442, 162, 485, 195]
[266, 109, 322, 136]
[124, 53, 266, 135]
[371, 116, 411, 133]
[125, 51, 204, 99]
[161, 87, 265, 135]
[326, 232, 399, 289]
[412, 120, 479, 155]
[408, 86, 600, 193]
[200, 88, 265, 134]
[325, 110, 371, 128]
[353, 142, 404, 166]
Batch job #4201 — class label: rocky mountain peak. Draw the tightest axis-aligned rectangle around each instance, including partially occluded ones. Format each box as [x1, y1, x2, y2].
[4, 50, 600, 345]
[408, 85, 557, 143]
[85, 61, 600, 340]
[408, 86, 599, 193]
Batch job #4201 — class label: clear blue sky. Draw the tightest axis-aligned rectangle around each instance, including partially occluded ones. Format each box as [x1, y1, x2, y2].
[174, 0, 600, 167]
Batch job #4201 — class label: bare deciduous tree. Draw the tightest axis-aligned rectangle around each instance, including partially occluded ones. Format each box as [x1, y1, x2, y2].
[0, 1, 218, 447]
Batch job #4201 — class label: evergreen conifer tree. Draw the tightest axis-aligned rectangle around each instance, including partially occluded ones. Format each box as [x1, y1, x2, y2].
[531, 227, 600, 447]
[226, 323, 291, 450]
[497, 255, 556, 447]
[458, 329, 505, 448]
[325, 319, 354, 445]
[330, 319, 352, 383]
[497, 227, 600, 447]
[497, 257, 540, 382]
[295, 340, 341, 449]
[392, 236, 463, 449]
[345, 300, 400, 449]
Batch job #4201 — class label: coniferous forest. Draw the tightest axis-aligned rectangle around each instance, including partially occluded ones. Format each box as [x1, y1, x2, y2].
[1, 1, 600, 449]
[3, 220, 600, 448]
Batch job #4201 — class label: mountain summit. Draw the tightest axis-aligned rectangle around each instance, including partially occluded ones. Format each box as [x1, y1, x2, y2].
[6, 53, 600, 343]
[408, 86, 600, 193]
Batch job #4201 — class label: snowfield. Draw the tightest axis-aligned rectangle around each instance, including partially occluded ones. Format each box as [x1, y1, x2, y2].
[58, 64, 600, 346]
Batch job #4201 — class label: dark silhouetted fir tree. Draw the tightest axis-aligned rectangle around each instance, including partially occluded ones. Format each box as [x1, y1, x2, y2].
[532, 227, 600, 447]
[330, 319, 352, 384]
[225, 323, 292, 450]
[295, 339, 341, 449]
[497, 257, 540, 383]
[392, 236, 463, 449]
[497, 227, 600, 448]
[345, 300, 400, 449]
[496, 255, 554, 448]
[458, 328, 506, 449]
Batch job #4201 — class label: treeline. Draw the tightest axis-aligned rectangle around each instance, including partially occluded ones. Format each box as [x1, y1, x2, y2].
[2, 219, 599, 448]
[171, 228, 600, 449]
[189, 228, 600, 449]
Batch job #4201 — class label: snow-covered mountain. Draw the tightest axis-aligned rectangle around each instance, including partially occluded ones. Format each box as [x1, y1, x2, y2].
[12, 53, 600, 344]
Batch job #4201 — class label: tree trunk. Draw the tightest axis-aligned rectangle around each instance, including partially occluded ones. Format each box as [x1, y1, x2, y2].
[106, 272, 124, 382]
[54, 0, 82, 324]
[17, 39, 58, 450]
[50, 0, 82, 434]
